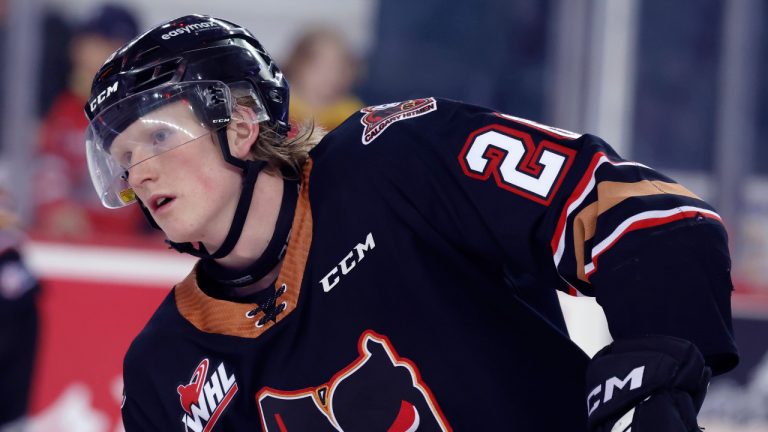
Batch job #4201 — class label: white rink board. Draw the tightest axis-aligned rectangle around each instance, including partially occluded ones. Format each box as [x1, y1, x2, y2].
[23, 240, 612, 355]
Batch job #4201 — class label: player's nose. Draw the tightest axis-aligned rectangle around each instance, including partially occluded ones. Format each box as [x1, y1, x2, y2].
[126, 154, 160, 188]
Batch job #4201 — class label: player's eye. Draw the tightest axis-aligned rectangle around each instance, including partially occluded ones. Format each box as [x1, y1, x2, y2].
[118, 151, 133, 168]
[152, 129, 172, 145]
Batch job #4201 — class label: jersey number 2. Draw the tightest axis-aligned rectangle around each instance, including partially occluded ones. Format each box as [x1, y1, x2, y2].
[458, 124, 576, 205]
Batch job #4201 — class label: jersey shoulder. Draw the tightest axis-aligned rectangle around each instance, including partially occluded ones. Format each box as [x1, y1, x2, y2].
[124, 290, 184, 368]
[310, 97, 504, 173]
[121, 290, 188, 429]
[307, 97, 453, 192]
[321, 97, 493, 147]
[307, 97, 591, 205]
[319, 96, 587, 155]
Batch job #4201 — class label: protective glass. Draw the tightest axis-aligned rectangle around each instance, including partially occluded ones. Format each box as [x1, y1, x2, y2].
[85, 80, 266, 208]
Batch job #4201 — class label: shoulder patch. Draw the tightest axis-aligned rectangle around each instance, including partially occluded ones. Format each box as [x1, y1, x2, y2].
[359, 98, 437, 145]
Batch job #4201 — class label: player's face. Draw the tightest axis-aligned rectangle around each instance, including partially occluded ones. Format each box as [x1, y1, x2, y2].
[115, 102, 243, 247]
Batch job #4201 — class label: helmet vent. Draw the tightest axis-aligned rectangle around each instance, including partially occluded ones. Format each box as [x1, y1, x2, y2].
[134, 45, 161, 62]
[131, 60, 183, 93]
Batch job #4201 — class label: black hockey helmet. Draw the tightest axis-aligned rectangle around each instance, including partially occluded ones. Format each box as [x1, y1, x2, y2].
[85, 14, 289, 134]
[84, 15, 292, 260]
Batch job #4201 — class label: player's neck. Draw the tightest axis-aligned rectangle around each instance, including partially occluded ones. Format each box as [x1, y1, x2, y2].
[209, 170, 284, 262]
[208, 171, 286, 296]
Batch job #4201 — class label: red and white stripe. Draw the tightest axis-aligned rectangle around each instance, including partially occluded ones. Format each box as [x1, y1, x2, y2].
[551, 152, 649, 267]
[583, 206, 722, 278]
[22, 240, 195, 286]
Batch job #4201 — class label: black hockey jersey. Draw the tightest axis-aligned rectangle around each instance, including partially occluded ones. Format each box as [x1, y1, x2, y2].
[121, 98, 737, 431]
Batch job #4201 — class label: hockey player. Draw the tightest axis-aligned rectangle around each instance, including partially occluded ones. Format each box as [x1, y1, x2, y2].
[0, 193, 41, 427]
[84, 15, 738, 431]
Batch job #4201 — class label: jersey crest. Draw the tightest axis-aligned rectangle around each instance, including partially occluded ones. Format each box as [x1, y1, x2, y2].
[257, 330, 452, 431]
[359, 98, 437, 144]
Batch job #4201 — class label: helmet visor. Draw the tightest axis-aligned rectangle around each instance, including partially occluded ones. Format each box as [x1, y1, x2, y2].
[85, 81, 234, 209]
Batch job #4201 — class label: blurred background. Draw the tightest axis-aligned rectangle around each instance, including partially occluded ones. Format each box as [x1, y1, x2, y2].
[0, 0, 765, 430]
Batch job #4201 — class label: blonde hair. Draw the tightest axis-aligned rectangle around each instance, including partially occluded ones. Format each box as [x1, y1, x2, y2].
[251, 120, 324, 180]
[233, 93, 325, 181]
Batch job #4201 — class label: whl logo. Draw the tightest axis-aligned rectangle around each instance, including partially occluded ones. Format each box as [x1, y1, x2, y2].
[177, 358, 238, 431]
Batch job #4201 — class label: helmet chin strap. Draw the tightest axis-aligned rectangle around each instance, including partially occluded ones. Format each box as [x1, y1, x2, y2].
[164, 159, 261, 259]
[198, 179, 297, 288]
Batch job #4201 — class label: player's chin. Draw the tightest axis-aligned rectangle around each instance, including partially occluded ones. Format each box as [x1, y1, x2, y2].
[159, 223, 202, 245]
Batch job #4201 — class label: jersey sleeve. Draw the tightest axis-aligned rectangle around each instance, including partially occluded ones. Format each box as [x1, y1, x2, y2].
[544, 134, 737, 373]
[549, 136, 719, 296]
[332, 98, 737, 373]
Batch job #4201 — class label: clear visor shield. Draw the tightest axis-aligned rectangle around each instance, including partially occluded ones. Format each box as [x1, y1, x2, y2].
[86, 81, 267, 209]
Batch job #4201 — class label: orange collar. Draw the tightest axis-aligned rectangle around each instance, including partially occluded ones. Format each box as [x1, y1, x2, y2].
[174, 160, 314, 338]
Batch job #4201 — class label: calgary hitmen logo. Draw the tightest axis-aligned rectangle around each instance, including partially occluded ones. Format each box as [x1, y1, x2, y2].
[177, 358, 238, 432]
[359, 98, 437, 144]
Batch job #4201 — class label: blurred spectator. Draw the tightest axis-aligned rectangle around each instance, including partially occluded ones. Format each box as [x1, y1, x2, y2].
[37, 8, 73, 119]
[34, 4, 148, 240]
[283, 27, 364, 131]
[0, 188, 41, 428]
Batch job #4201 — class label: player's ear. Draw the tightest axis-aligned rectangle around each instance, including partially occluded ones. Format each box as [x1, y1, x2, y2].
[226, 105, 260, 159]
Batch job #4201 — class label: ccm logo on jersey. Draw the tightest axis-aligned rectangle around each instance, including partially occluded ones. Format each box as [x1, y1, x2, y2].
[320, 232, 375, 292]
[177, 358, 238, 432]
[586, 365, 645, 416]
[359, 98, 437, 144]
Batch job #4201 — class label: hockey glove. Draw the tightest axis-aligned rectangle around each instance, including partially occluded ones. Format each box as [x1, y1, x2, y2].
[585, 335, 711, 432]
